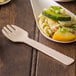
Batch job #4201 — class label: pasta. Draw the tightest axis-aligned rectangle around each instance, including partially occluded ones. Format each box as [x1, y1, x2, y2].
[38, 14, 59, 37]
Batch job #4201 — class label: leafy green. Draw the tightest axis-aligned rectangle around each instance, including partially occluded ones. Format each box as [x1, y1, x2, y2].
[50, 6, 62, 14]
[42, 9, 71, 21]
[69, 25, 76, 30]
[59, 27, 68, 33]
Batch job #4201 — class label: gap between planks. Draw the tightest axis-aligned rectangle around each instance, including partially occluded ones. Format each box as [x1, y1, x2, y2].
[30, 21, 40, 76]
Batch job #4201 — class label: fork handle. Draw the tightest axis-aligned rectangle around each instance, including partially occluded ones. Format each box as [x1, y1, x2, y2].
[24, 38, 74, 65]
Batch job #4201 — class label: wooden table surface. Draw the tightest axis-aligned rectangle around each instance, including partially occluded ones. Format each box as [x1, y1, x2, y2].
[0, 0, 76, 76]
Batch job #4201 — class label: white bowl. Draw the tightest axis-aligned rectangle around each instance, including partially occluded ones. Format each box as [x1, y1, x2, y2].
[0, 0, 11, 5]
[55, 0, 74, 2]
[30, 0, 76, 43]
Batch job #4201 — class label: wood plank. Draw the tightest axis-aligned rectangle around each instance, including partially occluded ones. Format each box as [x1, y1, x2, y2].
[36, 2, 76, 76]
[0, 0, 35, 76]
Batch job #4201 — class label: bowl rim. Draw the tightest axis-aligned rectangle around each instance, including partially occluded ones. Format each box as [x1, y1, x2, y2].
[37, 23, 76, 43]
[30, 0, 76, 43]
[0, 0, 11, 5]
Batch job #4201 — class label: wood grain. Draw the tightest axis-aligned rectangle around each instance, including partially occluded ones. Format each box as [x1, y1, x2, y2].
[0, 0, 35, 76]
[36, 1, 76, 76]
[0, 0, 76, 76]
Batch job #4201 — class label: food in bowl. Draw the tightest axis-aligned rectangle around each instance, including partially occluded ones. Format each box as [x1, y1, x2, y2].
[38, 6, 76, 42]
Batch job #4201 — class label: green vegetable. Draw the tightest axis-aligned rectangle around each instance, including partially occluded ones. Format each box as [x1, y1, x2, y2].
[69, 25, 76, 30]
[59, 27, 68, 33]
[42, 9, 71, 21]
[50, 6, 62, 14]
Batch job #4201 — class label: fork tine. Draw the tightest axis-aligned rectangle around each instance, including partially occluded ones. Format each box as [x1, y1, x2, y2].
[11, 25, 17, 28]
[3, 27, 11, 34]
[7, 25, 15, 32]
[11, 25, 28, 35]
[11, 25, 26, 32]
[2, 29, 11, 40]
[11, 25, 21, 30]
